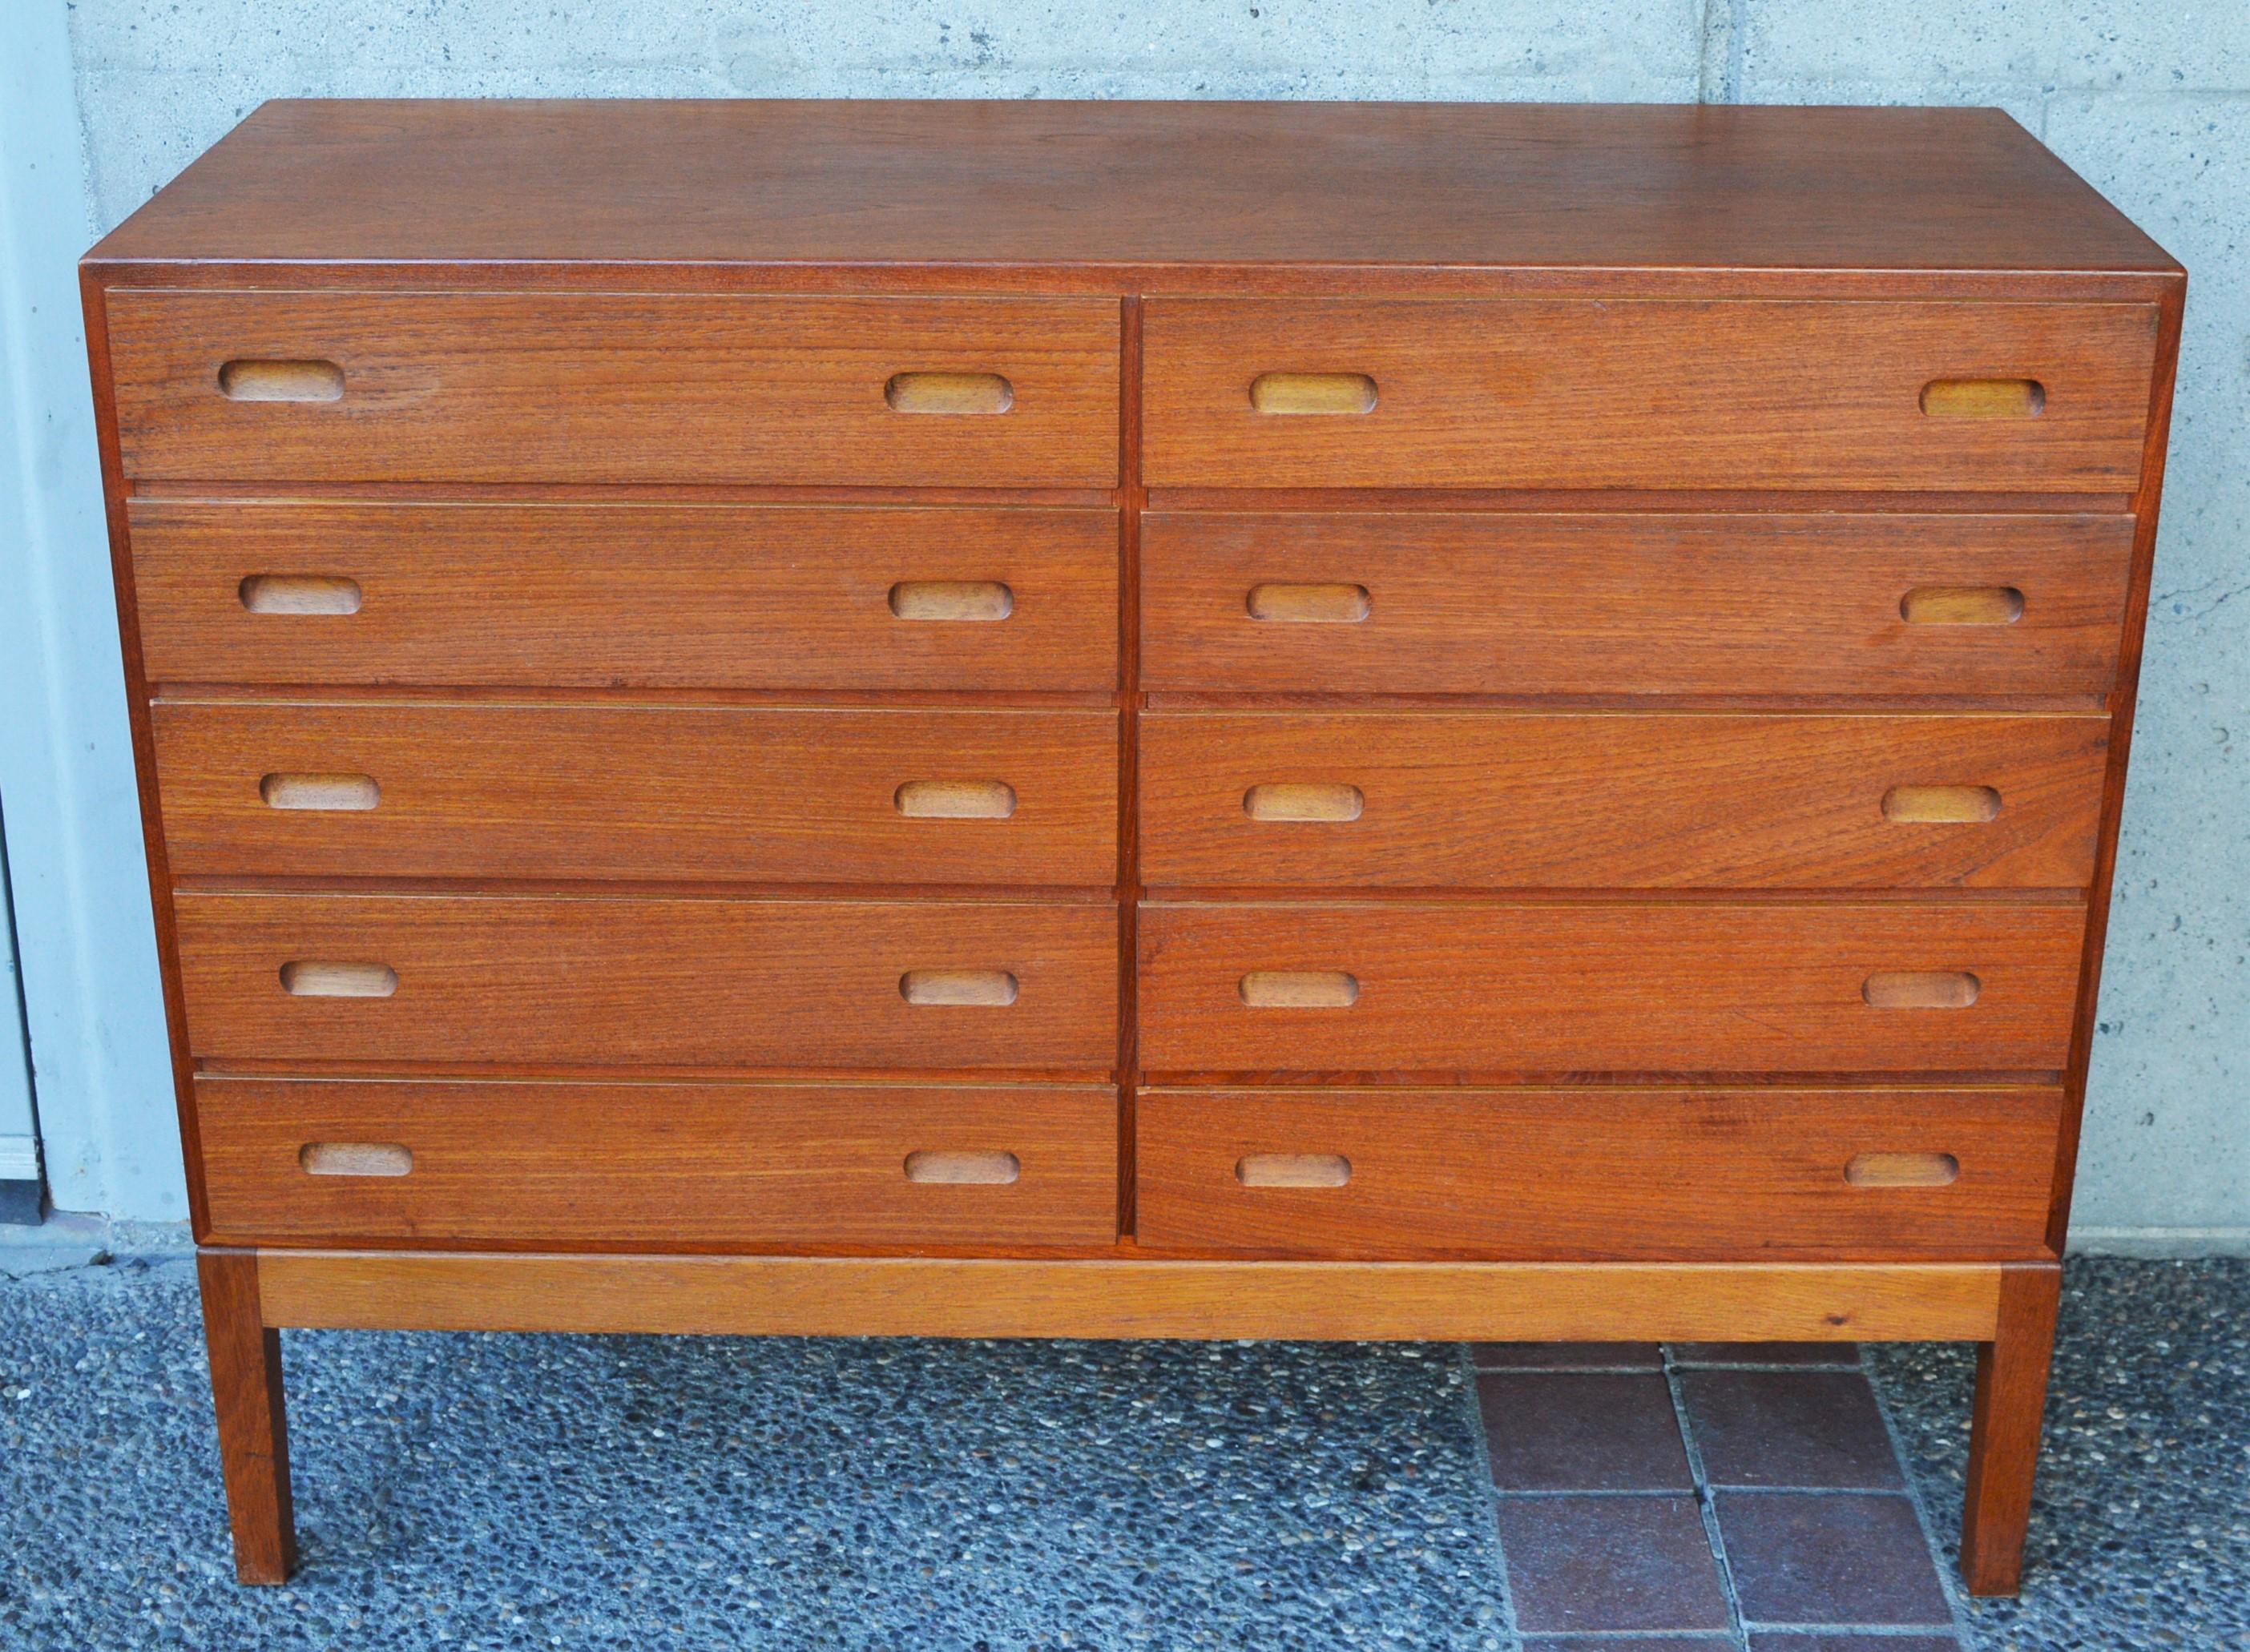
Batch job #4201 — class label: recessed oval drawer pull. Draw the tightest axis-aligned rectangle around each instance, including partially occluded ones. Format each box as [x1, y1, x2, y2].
[1845, 1150, 1961, 1188]
[279, 961, 398, 998]
[239, 574, 362, 615]
[1881, 784, 2002, 824]
[899, 968, 1019, 1006]
[887, 579, 1014, 621]
[903, 1149, 1022, 1185]
[1862, 969, 1981, 1009]
[299, 1141, 413, 1178]
[1239, 969, 1359, 1008]
[1900, 585, 2025, 626]
[884, 372, 1014, 414]
[1244, 782, 1365, 823]
[260, 772, 381, 812]
[1920, 378, 2044, 419]
[1248, 372, 1378, 415]
[1236, 1153, 1353, 1188]
[1246, 582, 1372, 623]
[895, 779, 1018, 819]
[218, 359, 345, 402]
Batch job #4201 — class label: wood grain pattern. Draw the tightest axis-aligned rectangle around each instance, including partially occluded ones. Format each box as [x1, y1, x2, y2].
[900, 968, 1019, 1006]
[174, 894, 1118, 1068]
[885, 370, 1013, 413]
[1846, 1150, 1962, 1187]
[1961, 1263, 2063, 1594]
[1921, 377, 2043, 419]
[298, 1140, 412, 1177]
[1244, 580, 1372, 624]
[894, 779, 1019, 820]
[81, 268, 232, 1253]
[1139, 711, 2108, 889]
[1882, 785, 2004, 824]
[257, 772, 380, 812]
[254, 1249, 2006, 1340]
[1135, 1086, 2059, 1258]
[195, 1251, 296, 1584]
[75, 103, 2184, 1602]
[130, 501, 1119, 691]
[1141, 513, 2134, 697]
[1864, 969, 1982, 1009]
[217, 358, 341, 402]
[1249, 371, 1378, 414]
[236, 573, 361, 615]
[197, 1078, 1119, 1247]
[1235, 1151, 1353, 1187]
[2046, 281, 2188, 1263]
[1143, 298, 2158, 490]
[904, 1148, 1022, 1184]
[87, 103, 2174, 279]
[1238, 969, 1359, 1009]
[1901, 585, 2027, 626]
[108, 290, 1121, 486]
[1138, 901, 2086, 1074]
[153, 701, 1118, 884]
[279, 960, 396, 998]
[1241, 781, 1366, 824]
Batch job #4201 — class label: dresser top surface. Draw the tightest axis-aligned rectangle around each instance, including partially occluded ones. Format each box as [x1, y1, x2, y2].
[87, 98, 2175, 277]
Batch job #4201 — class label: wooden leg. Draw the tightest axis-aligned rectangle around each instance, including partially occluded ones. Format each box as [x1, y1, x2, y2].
[1960, 1261, 2062, 1596]
[197, 1250, 298, 1584]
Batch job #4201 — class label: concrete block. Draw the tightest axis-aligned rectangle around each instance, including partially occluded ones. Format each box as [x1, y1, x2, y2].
[2044, 94, 2250, 1236]
[2049, 92, 2250, 587]
[1737, 2, 2250, 103]
[2056, 7, 2250, 92]
[1738, 0, 2062, 99]
[72, 67, 282, 232]
[1733, 80, 2048, 138]
[70, 0, 1704, 230]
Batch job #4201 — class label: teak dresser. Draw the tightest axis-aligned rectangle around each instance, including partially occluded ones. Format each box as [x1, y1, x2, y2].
[81, 99, 2182, 1594]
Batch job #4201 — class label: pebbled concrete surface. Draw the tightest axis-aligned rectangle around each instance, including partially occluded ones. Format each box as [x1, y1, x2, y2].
[1872, 1259, 2250, 1652]
[0, 1254, 1509, 1651]
[2, 1256, 2242, 1649]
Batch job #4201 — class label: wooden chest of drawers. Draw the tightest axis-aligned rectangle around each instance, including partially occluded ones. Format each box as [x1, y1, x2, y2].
[82, 99, 2183, 1594]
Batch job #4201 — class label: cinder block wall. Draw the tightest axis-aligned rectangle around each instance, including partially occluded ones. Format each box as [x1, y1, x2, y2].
[59, 1, 2250, 1246]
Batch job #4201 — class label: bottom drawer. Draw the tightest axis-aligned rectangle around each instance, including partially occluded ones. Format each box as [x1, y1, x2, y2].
[198, 1078, 1119, 1248]
[1135, 1087, 2059, 1259]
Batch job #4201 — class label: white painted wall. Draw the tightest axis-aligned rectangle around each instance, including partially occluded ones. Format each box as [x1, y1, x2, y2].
[0, 835, 38, 1192]
[0, 0, 181, 1220]
[3, 0, 2243, 1244]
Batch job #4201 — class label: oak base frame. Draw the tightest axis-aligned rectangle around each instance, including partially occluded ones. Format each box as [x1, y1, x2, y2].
[201, 1249, 2059, 1595]
[197, 1251, 296, 1586]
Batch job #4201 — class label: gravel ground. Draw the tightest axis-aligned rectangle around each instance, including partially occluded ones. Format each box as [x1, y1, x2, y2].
[0, 1254, 1506, 1651]
[0, 1253, 2241, 1650]
[1869, 1258, 2250, 1652]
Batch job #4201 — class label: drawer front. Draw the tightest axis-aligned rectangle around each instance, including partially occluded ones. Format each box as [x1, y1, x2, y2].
[174, 895, 1118, 1068]
[1142, 512, 2134, 697]
[108, 290, 1121, 486]
[131, 502, 1119, 691]
[1135, 1086, 2060, 1259]
[1143, 298, 2157, 490]
[197, 1078, 1119, 1247]
[1139, 712, 2107, 890]
[1138, 901, 2084, 1074]
[155, 702, 1119, 886]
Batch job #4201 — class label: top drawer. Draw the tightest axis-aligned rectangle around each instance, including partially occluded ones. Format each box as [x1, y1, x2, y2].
[104, 290, 1122, 486]
[1143, 298, 2159, 492]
